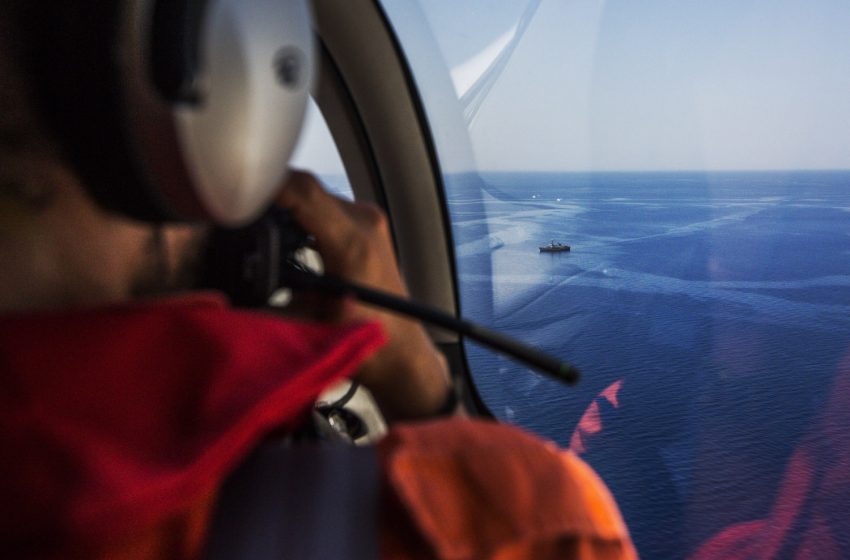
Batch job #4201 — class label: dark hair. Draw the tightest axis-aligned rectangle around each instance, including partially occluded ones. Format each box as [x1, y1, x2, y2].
[0, 1, 60, 209]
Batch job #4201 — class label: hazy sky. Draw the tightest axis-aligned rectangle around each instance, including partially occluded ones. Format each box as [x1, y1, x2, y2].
[294, 0, 850, 173]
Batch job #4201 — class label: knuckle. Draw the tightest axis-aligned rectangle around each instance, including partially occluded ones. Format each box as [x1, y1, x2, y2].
[302, 180, 325, 204]
[346, 237, 372, 266]
[358, 203, 389, 232]
[344, 222, 379, 260]
[287, 171, 324, 201]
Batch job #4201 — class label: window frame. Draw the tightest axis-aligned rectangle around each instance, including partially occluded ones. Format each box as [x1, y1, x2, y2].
[311, 0, 492, 415]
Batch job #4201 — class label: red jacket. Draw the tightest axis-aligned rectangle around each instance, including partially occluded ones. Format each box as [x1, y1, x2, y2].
[0, 294, 635, 559]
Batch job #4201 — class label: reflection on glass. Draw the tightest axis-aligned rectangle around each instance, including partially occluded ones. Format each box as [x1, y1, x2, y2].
[382, 1, 850, 558]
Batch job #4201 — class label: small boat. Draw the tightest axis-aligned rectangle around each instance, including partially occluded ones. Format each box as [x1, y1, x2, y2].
[539, 240, 571, 253]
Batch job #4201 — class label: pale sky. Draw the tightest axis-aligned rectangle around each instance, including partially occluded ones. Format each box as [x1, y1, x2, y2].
[294, 0, 850, 174]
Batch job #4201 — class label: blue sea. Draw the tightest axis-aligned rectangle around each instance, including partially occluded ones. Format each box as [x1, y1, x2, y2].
[445, 171, 850, 559]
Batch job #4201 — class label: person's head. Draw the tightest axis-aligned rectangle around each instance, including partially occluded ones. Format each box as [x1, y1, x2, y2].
[0, 0, 313, 311]
[0, 3, 203, 311]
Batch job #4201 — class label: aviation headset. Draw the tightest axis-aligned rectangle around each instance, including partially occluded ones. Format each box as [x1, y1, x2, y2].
[20, 0, 314, 225]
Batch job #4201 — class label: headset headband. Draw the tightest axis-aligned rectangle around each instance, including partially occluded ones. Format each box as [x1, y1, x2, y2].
[21, 0, 314, 225]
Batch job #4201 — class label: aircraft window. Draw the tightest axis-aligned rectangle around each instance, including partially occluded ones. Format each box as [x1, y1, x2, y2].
[290, 97, 353, 200]
[380, 1, 850, 558]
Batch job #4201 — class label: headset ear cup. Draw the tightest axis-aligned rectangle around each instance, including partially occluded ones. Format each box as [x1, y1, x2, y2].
[20, 0, 315, 225]
[166, 0, 315, 225]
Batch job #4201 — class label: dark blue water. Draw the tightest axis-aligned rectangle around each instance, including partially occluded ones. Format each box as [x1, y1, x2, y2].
[446, 171, 850, 559]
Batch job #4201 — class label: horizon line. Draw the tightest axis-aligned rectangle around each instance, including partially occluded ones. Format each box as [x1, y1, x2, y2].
[447, 167, 850, 175]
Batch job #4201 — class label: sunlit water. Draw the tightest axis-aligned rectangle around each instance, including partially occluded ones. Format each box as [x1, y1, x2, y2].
[447, 170, 850, 559]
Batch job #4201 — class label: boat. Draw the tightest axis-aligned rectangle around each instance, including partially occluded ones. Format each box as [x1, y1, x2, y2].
[539, 240, 571, 253]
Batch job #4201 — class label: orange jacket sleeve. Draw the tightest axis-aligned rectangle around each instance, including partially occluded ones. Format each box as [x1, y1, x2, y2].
[379, 418, 638, 560]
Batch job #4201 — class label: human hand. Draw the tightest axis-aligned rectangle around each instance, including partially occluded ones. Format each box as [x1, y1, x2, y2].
[275, 171, 454, 422]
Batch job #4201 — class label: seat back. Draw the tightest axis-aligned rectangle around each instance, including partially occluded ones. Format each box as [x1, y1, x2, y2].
[205, 440, 380, 560]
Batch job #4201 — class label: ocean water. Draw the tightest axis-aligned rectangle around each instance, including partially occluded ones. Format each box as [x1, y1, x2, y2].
[445, 171, 850, 559]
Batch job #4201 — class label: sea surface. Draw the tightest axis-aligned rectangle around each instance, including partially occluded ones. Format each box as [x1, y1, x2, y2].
[445, 171, 850, 559]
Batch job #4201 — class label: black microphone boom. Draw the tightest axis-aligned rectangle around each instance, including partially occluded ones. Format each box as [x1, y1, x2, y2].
[283, 266, 581, 386]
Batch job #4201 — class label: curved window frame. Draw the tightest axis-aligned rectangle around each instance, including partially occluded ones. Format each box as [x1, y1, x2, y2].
[309, 0, 493, 415]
